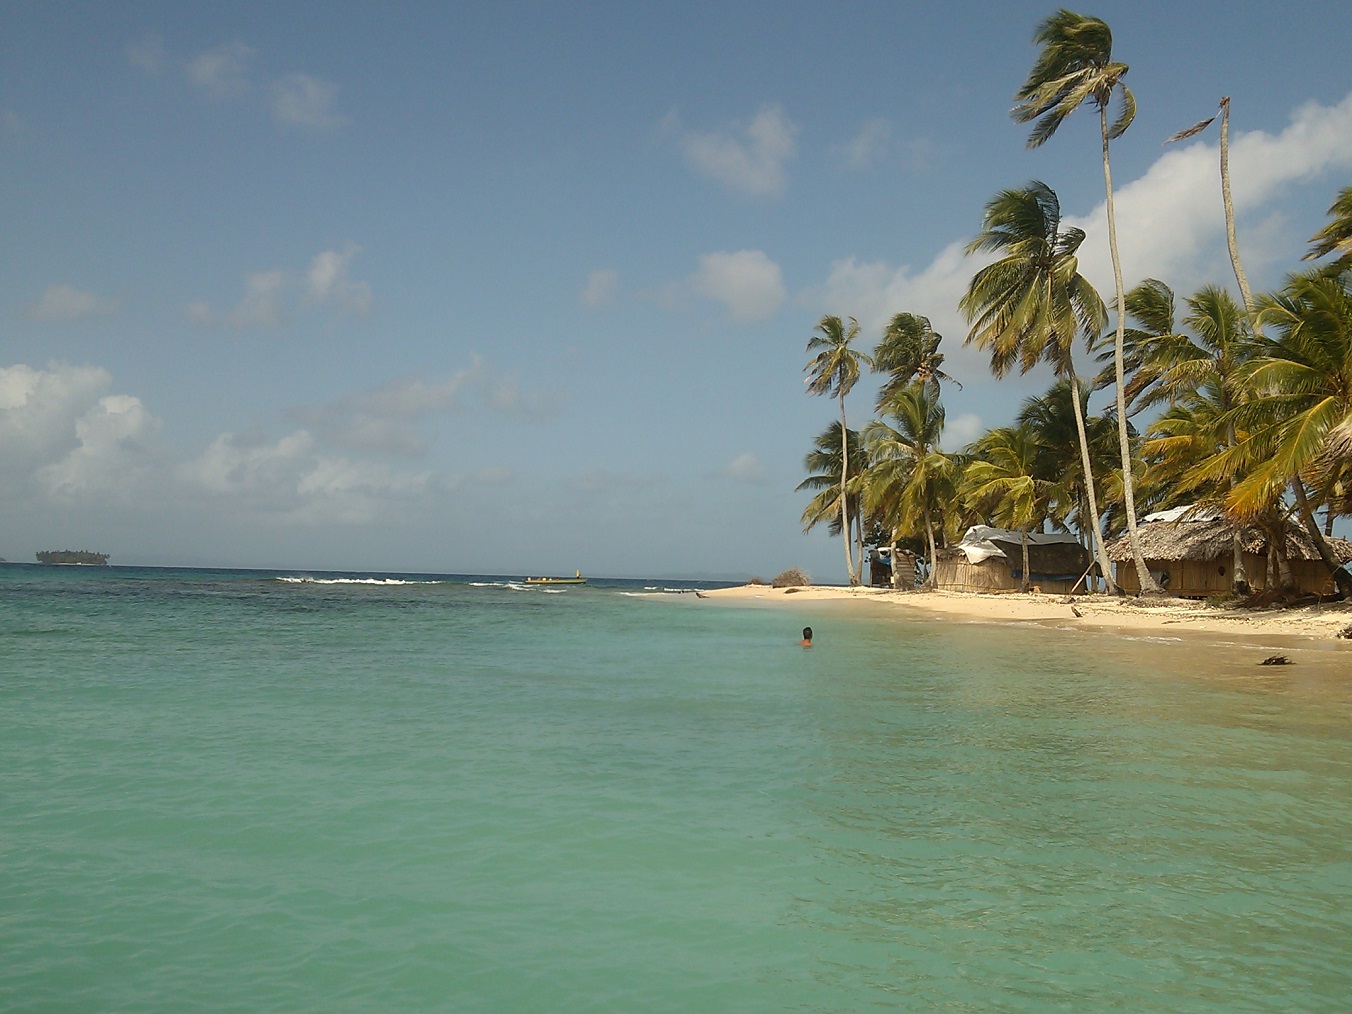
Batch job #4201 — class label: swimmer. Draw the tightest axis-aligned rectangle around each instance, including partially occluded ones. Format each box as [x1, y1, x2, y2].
[799, 626, 813, 647]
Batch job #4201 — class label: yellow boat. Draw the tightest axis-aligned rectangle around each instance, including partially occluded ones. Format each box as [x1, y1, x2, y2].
[524, 570, 587, 585]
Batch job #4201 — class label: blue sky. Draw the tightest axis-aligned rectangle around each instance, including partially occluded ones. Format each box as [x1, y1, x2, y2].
[4, 1, 1351, 579]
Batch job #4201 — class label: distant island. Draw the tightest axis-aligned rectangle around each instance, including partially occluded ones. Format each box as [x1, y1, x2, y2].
[36, 550, 110, 566]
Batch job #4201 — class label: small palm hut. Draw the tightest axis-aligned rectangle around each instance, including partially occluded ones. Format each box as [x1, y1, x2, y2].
[932, 525, 1093, 594]
[869, 548, 918, 588]
[1106, 506, 1352, 598]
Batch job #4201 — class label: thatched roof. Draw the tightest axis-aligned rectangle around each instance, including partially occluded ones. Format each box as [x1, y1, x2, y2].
[937, 537, 1091, 577]
[1105, 517, 1352, 565]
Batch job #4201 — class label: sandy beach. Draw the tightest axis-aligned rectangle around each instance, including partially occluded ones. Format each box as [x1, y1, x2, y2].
[699, 583, 1352, 647]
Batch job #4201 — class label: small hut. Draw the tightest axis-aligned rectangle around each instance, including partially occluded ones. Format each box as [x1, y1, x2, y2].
[870, 548, 917, 588]
[1105, 507, 1352, 598]
[932, 526, 1093, 594]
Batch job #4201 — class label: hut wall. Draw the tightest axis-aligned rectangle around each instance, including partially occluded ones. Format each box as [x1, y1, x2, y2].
[1116, 553, 1341, 597]
[933, 556, 1017, 593]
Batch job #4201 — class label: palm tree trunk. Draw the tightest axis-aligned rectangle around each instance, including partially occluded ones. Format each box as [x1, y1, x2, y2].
[889, 536, 901, 590]
[838, 393, 856, 585]
[1218, 99, 1255, 597]
[1101, 106, 1162, 595]
[1020, 529, 1031, 593]
[1292, 477, 1352, 597]
[1066, 364, 1118, 594]
[923, 516, 938, 590]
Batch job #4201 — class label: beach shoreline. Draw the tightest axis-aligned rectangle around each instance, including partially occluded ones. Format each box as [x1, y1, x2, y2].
[699, 583, 1352, 649]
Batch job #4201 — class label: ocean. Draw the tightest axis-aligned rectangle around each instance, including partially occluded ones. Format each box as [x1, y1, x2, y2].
[3, 565, 1350, 1011]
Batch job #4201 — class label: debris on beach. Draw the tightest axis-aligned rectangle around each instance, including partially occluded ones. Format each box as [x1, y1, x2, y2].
[1259, 655, 1292, 666]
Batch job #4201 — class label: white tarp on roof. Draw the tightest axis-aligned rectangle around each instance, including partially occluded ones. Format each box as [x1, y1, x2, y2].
[1142, 503, 1221, 523]
[953, 525, 1083, 564]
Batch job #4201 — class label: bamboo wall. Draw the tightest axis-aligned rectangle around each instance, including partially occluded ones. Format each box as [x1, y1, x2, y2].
[1115, 553, 1340, 598]
[933, 557, 1084, 595]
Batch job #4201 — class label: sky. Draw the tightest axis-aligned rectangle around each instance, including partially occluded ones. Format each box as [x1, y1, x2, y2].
[3, 1, 1352, 579]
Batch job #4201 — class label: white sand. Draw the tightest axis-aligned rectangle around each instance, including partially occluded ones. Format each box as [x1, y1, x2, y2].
[698, 583, 1352, 644]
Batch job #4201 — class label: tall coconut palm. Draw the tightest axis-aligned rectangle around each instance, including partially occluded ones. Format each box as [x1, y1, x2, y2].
[1305, 186, 1352, 273]
[1223, 269, 1352, 597]
[960, 181, 1118, 593]
[873, 312, 961, 408]
[962, 424, 1054, 592]
[861, 382, 959, 589]
[1012, 9, 1161, 594]
[805, 315, 874, 585]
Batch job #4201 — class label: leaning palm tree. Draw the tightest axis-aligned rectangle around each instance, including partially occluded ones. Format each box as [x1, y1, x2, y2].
[805, 315, 874, 585]
[861, 382, 959, 589]
[1012, 9, 1161, 594]
[1304, 186, 1352, 274]
[960, 180, 1118, 592]
[873, 312, 961, 408]
[962, 424, 1054, 592]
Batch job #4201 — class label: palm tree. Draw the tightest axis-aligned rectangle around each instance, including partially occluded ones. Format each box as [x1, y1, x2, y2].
[960, 181, 1118, 593]
[1115, 281, 1262, 593]
[962, 424, 1054, 592]
[1222, 269, 1352, 597]
[1305, 186, 1352, 273]
[1016, 379, 1117, 545]
[797, 420, 866, 545]
[805, 315, 874, 585]
[873, 312, 961, 407]
[1012, 10, 1161, 594]
[861, 382, 960, 589]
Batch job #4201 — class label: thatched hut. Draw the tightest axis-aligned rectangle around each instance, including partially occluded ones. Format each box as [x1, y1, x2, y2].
[1105, 509, 1352, 598]
[932, 526, 1093, 595]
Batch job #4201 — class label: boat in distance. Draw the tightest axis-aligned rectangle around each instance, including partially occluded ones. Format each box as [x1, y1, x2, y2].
[524, 570, 587, 585]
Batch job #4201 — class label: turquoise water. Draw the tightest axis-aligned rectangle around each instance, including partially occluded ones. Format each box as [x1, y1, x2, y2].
[3, 566, 1350, 1011]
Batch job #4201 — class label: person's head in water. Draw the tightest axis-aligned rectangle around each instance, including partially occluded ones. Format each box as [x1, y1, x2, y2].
[800, 626, 813, 646]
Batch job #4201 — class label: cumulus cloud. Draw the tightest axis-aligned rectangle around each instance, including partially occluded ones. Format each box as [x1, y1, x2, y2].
[718, 452, 770, 484]
[26, 284, 119, 323]
[668, 105, 798, 198]
[691, 249, 786, 322]
[188, 42, 256, 97]
[1064, 91, 1352, 299]
[189, 270, 287, 329]
[0, 363, 159, 504]
[272, 73, 348, 130]
[306, 244, 371, 316]
[581, 268, 619, 308]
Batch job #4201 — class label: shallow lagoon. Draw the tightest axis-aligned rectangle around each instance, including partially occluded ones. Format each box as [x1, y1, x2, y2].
[3, 566, 1349, 1010]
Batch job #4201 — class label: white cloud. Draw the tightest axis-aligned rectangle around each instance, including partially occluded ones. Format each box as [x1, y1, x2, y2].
[669, 105, 797, 198]
[691, 249, 786, 322]
[0, 363, 160, 504]
[26, 284, 119, 323]
[306, 244, 371, 316]
[1064, 91, 1352, 300]
[188, 42, 255, 98]
[841, 118, 892, 170]
[272, 73, 348, 130]
[290, 357, 560, 456]
[581, 268, 619, 308]
[944, 413, 984, 450]
[718, 452, 770, 484]
[38, 394, 160, 501]
[189, 270, 287, 329]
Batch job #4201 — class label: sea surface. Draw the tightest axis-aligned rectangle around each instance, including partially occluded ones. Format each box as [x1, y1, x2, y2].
[2, 565, 1350, 1012]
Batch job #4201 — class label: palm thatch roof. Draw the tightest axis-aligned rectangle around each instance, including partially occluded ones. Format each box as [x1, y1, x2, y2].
[1104, 516, 1352, 565]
